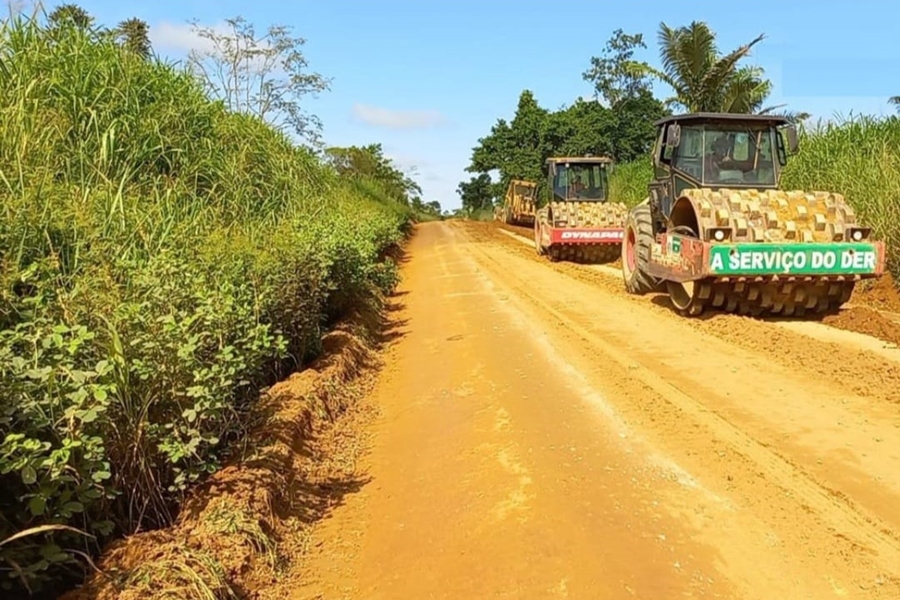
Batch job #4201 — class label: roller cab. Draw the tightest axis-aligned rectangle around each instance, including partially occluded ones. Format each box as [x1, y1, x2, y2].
[533, 155, 628, 263]
[621, 112, 887, 316]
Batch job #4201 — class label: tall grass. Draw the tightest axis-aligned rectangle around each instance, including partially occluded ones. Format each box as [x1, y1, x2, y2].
[609, 160, 653, 208]
[608, 115, 900, 279]
[0, 14, 410, 596]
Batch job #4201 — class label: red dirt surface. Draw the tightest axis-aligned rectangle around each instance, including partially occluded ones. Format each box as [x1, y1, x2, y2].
[851, 271, 900, 313]
[494, 219, 900, 347]
[62, 221, 900, 599]
[822, 306, 900, 348]
[286, 221, 900, 599]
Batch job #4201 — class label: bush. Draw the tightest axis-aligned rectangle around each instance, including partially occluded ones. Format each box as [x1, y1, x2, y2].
[0, 13, 410, 596]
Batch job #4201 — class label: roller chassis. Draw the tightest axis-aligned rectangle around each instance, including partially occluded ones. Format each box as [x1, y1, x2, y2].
[532, 155, 627, 264]
[645, 228, 885, 316]
[534, 202, 626, 264]
[621, 112, 888, 317]
[501, 179, 538, 228]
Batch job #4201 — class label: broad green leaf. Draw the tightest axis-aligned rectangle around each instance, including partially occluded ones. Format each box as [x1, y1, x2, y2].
[28, 495, 46, 516]
[21, 465, 37, 485]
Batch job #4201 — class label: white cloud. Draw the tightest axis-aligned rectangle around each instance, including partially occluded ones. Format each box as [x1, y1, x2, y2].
[150, 21, 220, 54]
[351, 103, 445, 129]
[149, 20, 277, 74]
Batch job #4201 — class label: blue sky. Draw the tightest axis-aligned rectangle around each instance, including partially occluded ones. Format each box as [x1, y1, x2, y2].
[43, 0, 900, 210]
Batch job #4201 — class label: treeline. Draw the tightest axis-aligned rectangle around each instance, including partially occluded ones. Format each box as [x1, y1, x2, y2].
[458, 23, 810, 215]
[0, 4, 429, 596]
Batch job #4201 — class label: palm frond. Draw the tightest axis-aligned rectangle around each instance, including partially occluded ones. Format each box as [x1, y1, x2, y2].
[654, 22, 718, 112]
[762, 108, 811, 124]
[681, 21, 717, 94]
[718, 69, 771, 113]
[656, 23, 684, 83]
[757, 103, 787, 114]
[645, 20, 780, 115]
[624, 59, 687, 101]
[700, 32, 765, 98]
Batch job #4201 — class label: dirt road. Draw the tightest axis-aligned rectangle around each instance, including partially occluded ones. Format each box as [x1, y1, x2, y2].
[291, 220, 900, 600]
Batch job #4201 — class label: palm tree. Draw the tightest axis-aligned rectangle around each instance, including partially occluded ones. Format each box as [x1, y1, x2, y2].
[47, 3, 94, 29]
[890, 96, 900, 113]
[115, 18, 152, 59]
[628, 21, 809, 123]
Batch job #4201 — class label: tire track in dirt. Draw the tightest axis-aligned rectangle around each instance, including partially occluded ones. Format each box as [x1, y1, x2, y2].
[453, 219, 900, 597]
[287, 222, 744, 599]
[494, 220, 900, 350]
[477, 222, 900, 519]
[490, 222, 900, 379]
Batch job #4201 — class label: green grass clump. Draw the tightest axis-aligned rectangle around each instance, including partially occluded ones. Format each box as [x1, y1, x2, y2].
[0, 13, 410, 596]
[609, 160, 653, 207]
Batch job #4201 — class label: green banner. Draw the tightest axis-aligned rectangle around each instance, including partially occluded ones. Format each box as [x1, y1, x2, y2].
[708, 242, 880, 276]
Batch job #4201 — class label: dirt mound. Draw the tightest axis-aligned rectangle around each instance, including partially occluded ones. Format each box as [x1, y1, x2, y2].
[851, 271, 900, 313]
[822, 306, 900, 348]
[60, 308, 385, 600]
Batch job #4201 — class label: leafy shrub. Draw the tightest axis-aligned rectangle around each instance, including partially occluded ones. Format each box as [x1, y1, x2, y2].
[609, 159, 653, 207]
[0, 13, 411, 596]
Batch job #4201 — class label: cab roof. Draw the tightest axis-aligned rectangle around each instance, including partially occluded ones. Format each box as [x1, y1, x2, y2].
[545, 155, 614, 165]
[654, 112, 793, 127]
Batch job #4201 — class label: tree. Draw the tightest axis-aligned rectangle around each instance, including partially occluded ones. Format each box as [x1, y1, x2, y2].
[890, 96, 900, 113]
[468, 90, 548, 179]
[541, 98, 612, 158]
[47, 3, 93, 29]
[581, 30, 673, 160]
[186, 16, 331, 146]
[467, 90, 549, 191]
[410, 198, 442, 217]
[115, 17, 151, 58]
[608, 89, 671, 161]
[623, 21, 765, 113]
[324, 143, 422, 205]
[464, 86, 664, 202]
[457, 173, 496, 214]
[626, 21, 809, 123]
[583, 29, 653, 106]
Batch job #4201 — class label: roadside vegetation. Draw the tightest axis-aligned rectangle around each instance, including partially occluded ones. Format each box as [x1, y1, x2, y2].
[462, 21, 900, 281]
[0, 5, 438, 597]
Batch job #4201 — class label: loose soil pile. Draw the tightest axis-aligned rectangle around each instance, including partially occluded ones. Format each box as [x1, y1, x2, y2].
[850, 271, 900, 313]
[822, 272, 900, 347]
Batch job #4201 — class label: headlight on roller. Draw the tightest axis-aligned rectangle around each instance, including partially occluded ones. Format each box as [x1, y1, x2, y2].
[846, 226, 871, 241]
[706, 227, 731, 242]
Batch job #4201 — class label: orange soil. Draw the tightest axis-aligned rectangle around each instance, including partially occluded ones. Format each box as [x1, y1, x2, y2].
[65, 220, 900, 599]
[284, 221, 900, 599]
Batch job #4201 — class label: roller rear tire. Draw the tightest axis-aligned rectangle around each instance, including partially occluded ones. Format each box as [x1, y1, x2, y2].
[622, 203, 663, 295]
